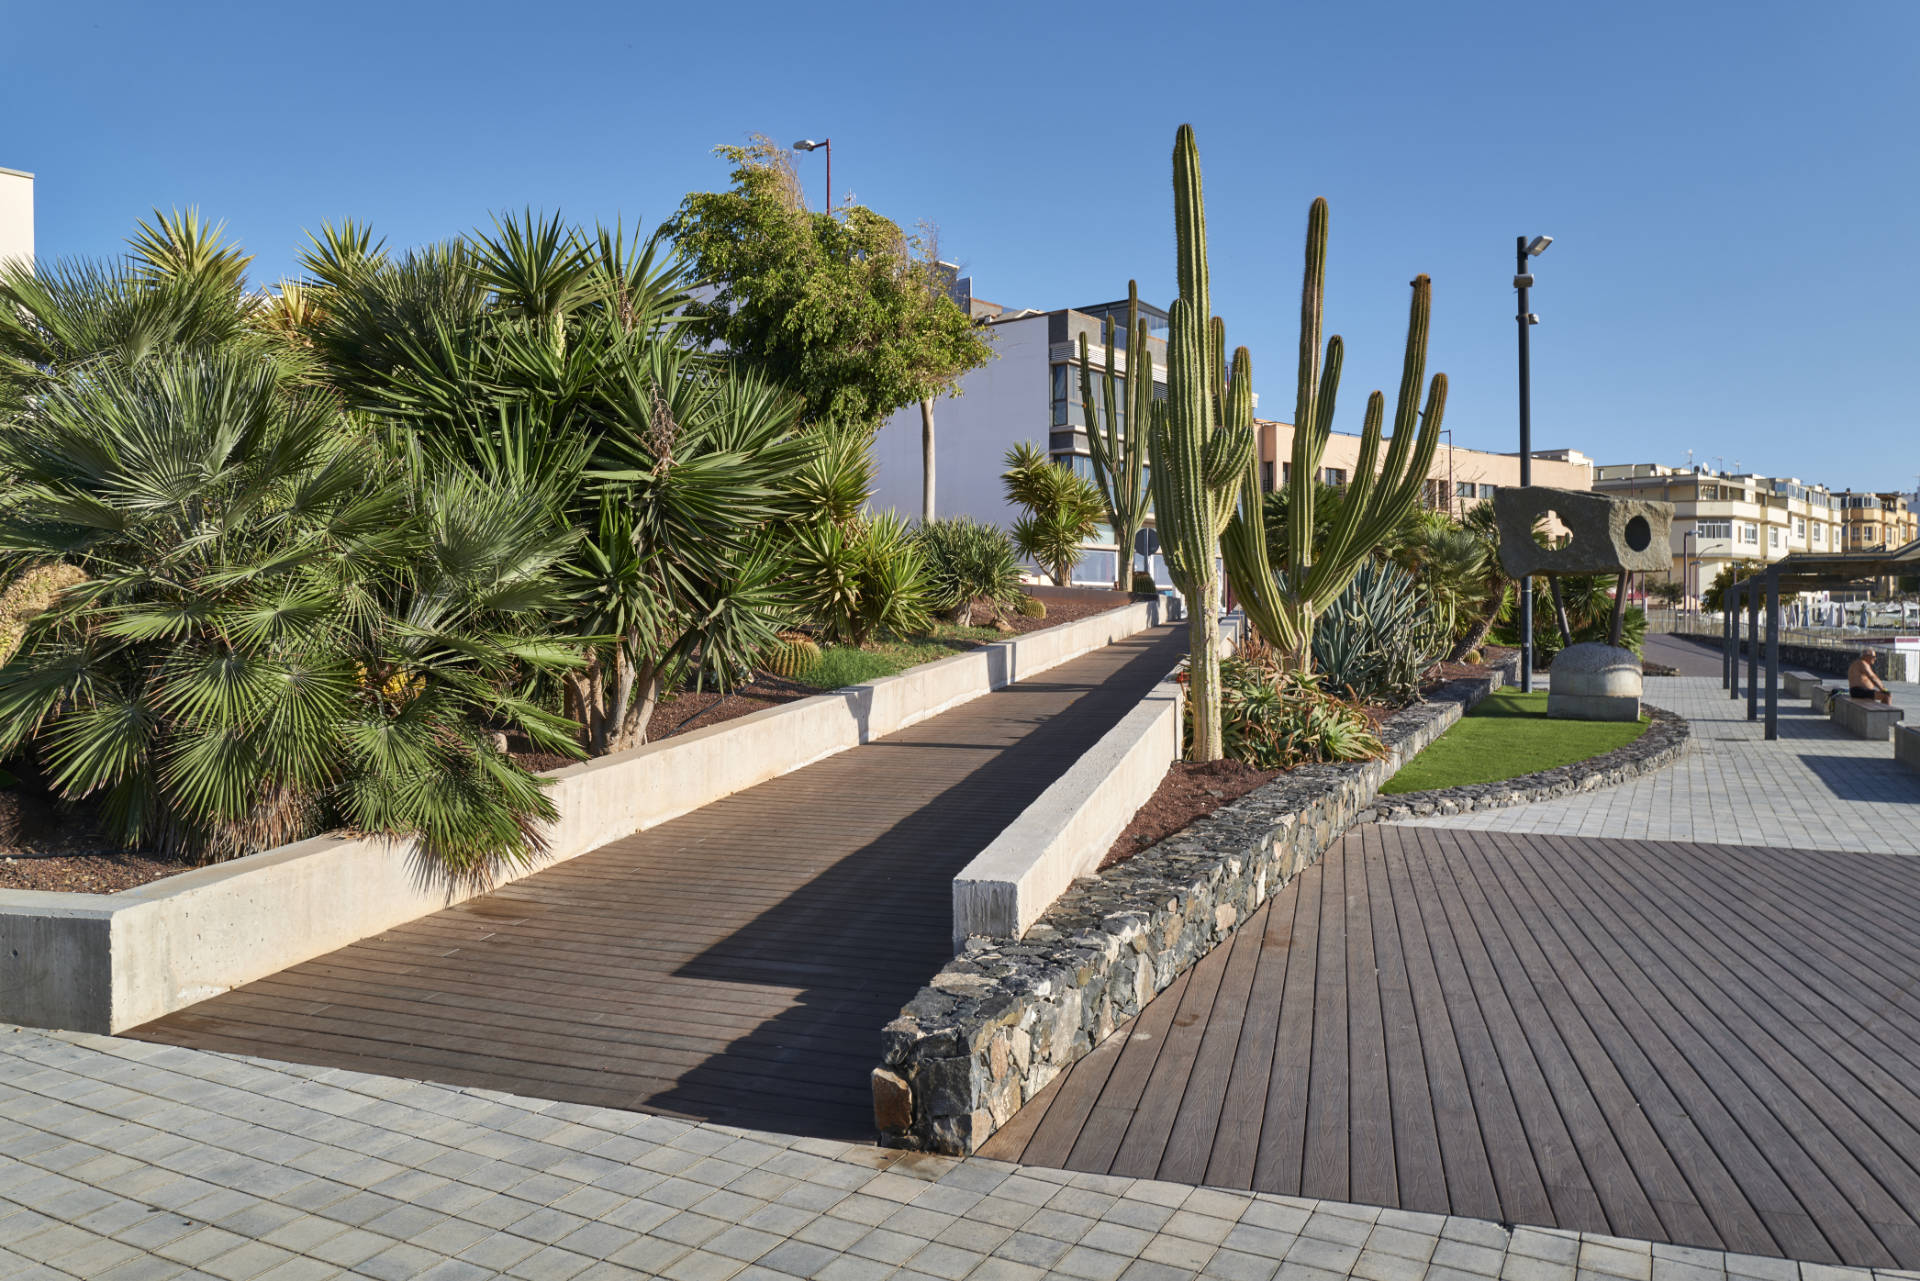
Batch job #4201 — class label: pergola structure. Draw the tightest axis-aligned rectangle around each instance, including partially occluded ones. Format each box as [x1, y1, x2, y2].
[1724, 536, 1920, 739]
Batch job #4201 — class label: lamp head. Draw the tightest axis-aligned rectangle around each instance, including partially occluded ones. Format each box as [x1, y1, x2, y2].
[1525, 235, 1554, 257]
[793, 139, 821, 151]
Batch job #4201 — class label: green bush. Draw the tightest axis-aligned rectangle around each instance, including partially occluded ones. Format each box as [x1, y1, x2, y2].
[788, 511, 932, 646]
[1309, 560, 1449, 703]
[0, 352, 580, 869]
[1203, 654, 1383, 769]
[914, 518, 1022, 626]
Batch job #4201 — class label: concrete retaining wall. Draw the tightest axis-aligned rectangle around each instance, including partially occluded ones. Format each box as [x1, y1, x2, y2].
[874, 665, 1510, 1154]
[0, 598, 1158, 1035]
[951, 672, 1183, 946]
[1897, 726, 1920, 776]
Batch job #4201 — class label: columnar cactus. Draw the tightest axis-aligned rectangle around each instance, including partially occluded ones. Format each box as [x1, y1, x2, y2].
[1077, 282, 1152, 592]
[1149, 126, 1253, 763]
[1220, 195, 1447, 666]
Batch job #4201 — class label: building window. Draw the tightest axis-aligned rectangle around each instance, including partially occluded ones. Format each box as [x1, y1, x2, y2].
[1738, 523, 1759, 545]
[1812, 523, 1825, 544]
[1322, 467, 1347, 486]
[1282, 461, 1291, 483]
[1261, 461, 1275, 491]
[1793, 517, 1806, 540]
[1769, 527, 1780, 549]
[1698, 520, 1732, 541]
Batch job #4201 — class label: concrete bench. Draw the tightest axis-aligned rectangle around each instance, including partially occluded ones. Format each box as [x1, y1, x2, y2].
[1808, 682, 1848, 713]
[1830, 696, 1905, 741]
[1783, 671, 1827, 699]
[1897, 725, 1920, 776]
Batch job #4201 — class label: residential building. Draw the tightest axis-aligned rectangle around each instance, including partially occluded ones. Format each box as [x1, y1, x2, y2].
[1593, 463, 1851, 605]
[1254, 426, 1591, 518]
[0, 167, 32, 268]
[872, 278, 1595, 585]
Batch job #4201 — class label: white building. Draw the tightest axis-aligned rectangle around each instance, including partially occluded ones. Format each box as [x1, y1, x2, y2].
[869, 281, 1172, 586]
[0, 167, 32, 269]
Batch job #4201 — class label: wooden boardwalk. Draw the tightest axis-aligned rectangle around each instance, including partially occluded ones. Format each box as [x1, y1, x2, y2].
[983, 824, 1920, 1268]
[126, 625, 1186, 1141]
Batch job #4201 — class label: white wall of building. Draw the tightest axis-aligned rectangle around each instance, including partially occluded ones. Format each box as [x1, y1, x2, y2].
[870, 315, 1048, 530]
[0, 168, 33, 269]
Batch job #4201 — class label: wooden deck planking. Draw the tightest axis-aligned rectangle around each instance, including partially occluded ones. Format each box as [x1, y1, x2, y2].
[993, 826, 1920, 1268]
[126, 625, 1188, 1140]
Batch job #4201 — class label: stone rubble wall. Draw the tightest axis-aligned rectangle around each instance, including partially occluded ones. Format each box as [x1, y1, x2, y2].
[1679, 632, 1912, 683]
[873, 657, 1516, 1155]
[1358, 705, 1690, 823]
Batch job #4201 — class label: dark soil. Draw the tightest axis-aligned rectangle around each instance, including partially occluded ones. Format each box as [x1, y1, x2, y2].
[644, 673, 818, 742]
[1100, 758, 1282, 870]
[0, 850, 185, 894]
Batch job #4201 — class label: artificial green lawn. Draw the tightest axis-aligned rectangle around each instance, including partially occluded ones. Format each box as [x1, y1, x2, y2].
[1379, 688, 1650, 794]
[797, 622, 1006, 690]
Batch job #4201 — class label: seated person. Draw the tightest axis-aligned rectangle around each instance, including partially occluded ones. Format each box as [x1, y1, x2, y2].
[1849, 648, 1892, 704]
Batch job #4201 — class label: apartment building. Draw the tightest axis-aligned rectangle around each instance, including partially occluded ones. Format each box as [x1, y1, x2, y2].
[1835, 491, 1918, 551]
[1593, 464, 1849, 604]
[0, 167, 32, 268]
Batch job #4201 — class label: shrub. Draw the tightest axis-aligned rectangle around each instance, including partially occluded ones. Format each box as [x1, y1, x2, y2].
[1202, 654, 1383, 769]
[788, 511, 932, 646]
[0, 353, 580, 870]
[914, 518, 1022, 626]
[1310, 559, 1449, 703]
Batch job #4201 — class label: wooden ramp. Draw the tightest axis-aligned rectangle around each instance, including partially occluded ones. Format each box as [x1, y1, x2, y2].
[983, 825, 1920, 1269]
[125, 626, 1186, 1141]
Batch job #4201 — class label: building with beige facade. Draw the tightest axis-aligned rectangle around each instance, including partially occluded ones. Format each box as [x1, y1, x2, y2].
[1592, 464, 1868, 604]
[1256, 421, 1592, 518]
[0, 167, 32, 269]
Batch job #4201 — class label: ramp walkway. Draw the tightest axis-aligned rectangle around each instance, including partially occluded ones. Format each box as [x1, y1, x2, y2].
[125, 625, 1186, 1140]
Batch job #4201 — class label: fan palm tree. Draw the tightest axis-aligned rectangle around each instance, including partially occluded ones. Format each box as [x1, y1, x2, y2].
[0, 351, 581, 870]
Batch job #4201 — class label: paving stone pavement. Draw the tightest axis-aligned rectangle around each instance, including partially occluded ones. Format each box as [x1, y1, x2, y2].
[1, 1027, 1914, 1281]
[1393, 676, 1920, 853]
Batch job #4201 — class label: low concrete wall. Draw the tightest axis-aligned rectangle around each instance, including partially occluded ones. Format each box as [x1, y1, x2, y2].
[951, 672, 1183, 946]
[1897, 726, 1920, 776]
[874, 666, 1509, 1154]
[0, 599, 1158, 1035]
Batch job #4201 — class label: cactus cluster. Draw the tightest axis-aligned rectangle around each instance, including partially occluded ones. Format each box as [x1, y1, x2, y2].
[1220, 194, 1447, 666]
[1147, 126, 1255, 763]
[1077, 283, 1154, 592]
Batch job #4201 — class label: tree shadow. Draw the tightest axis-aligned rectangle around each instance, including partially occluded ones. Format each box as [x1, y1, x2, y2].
[1795, 752, 1920, 803]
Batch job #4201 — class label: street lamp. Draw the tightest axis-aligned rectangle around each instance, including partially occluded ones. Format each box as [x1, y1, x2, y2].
[1515, 233, 1551, 691]
[1681, 529, 1697, 623]
[793, 138, 832, 210]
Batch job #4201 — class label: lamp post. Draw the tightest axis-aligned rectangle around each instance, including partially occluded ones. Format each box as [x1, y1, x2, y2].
[1439, 428, 1456, 516]
[1682, 529, 1698, 624]
[1515, 233, 1552, 692]
[793, 138, 832, 210]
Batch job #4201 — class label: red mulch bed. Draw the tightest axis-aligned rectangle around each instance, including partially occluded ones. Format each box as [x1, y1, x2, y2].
[645, 673, 818, 742]
[0, 850, 184, 894]
[1100, 758, 1282, 870]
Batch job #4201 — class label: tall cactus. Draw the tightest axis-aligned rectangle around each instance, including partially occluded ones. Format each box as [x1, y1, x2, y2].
[1149, 126, 1254, 763]
[1220, 197, 1448, 667]
[1078, 282, 1153, 592]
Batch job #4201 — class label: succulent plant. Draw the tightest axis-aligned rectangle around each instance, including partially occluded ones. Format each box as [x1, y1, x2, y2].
[1078, 282, 1154, 592]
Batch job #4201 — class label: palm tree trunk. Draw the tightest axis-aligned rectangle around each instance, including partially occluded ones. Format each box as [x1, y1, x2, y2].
[1448, 582, 1507, 662]
[609, 664, 662, 754]
[1607, 570, 1629, 647]
[919, 398, 936, 526]
[1549, 575, 1574, 647]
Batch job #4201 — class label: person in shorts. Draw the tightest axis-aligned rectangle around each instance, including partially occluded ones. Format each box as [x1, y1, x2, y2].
[1849, 648, 1891, 704]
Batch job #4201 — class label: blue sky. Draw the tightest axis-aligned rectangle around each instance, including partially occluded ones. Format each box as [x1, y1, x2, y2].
[5, 0, 1916, 493]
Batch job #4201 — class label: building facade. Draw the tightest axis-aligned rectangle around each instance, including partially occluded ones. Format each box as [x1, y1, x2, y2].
[1592, 464, 1859, 604]
[872, 279, 1595, 585]
[0, 167, 32, 269]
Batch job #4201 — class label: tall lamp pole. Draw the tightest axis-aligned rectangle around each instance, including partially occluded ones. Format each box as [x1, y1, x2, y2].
[793, 138, 832, 210]
[1515, 234, 1552, 692]
[1682, 530, 1697, 621]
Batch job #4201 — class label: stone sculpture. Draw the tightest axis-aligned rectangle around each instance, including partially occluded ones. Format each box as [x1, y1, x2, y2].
[1491, 486, 1674, 721]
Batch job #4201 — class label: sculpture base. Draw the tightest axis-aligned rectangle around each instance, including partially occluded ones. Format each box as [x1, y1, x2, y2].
[1548, 642, 1644, 722]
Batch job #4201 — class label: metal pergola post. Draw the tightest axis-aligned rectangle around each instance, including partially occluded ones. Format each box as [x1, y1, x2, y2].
[1722, 588, 1733, 689]
[1729, 581, 1742, 699]
[1764, 569, 1781, 741]
[1746, 581, 1760, 721]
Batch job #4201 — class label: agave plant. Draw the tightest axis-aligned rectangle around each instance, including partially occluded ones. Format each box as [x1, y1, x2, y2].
[914, 517, 1022, 626]
[0, 351, 581, 870]
[1308, 559, 1450, 703]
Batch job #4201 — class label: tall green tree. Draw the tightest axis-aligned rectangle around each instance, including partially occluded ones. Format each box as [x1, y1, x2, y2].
[667, 138, 993, 437]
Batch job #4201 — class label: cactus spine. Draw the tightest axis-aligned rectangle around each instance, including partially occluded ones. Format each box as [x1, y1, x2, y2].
[1078, 281, 1153, 593]
[1149, 126, 1254, 763]
[1220, 198, 1448, 667]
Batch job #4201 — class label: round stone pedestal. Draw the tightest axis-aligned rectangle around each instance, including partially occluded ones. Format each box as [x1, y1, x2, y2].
[1548, 642, 1642, 721]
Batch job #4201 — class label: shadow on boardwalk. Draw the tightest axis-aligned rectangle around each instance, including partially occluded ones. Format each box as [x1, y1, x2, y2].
[127, 626, 1186, 1142]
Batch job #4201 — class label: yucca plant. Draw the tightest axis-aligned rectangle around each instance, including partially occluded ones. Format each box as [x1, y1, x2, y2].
[1003, 442, 1104, 586]
[788, 511, 932, 646]
[915, 517, 1023, 626]
[0, 352, 581, 870]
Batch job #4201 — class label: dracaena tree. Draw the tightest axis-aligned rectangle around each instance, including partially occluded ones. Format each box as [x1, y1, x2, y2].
[298, 213, 815, 754]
